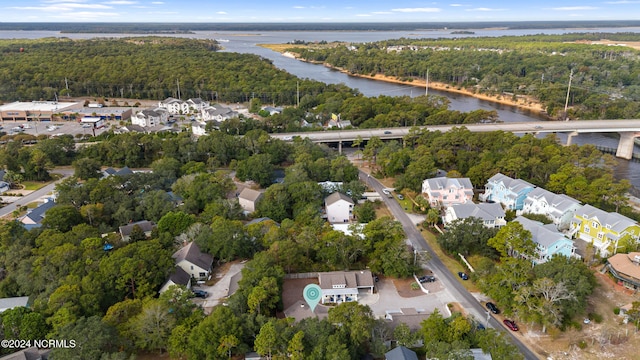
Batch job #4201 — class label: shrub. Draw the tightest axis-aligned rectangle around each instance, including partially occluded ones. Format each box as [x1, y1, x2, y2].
[613, 307, 620, 315]
[410, 282, 420, 290]
[577, 340, 587, 349]
[589, 312, 603, 323]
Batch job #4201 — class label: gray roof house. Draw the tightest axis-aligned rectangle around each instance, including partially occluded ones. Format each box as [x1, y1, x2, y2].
[0, 346, 50, 360]
[0, 296, 29, 313]
[102, 166, 134, 178]
[20, 199, 56, 228]
[479, 173, 535, 211]
[119, 220, 155, 241]
[159, 266, 192, 294]
[520, 187, 581, 230]
[514, 216, 576, 264]
[443, 203, 506, 228]
[173, 241, 213, 282]
[385, 346, 419, 360]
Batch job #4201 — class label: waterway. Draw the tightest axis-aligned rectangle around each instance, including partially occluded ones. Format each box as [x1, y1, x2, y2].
[2, 28, 640, 186]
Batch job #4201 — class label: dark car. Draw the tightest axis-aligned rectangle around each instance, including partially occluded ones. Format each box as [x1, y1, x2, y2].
[384, 130, 392, 134]
[476, 323, 486, 330]
[192, 289, 208, 298]
[373, 274, 379, 282]
[418, 275, 436, 283]
[486, 302, 499, 314]
[458, 272, 469, 280]
[503, 319, 518, 331]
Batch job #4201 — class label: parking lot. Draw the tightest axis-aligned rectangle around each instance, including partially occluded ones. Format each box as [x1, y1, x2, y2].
[1, 121, 110, 138]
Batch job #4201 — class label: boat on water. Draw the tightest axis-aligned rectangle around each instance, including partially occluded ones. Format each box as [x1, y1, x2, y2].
[215, 39, 229, 43]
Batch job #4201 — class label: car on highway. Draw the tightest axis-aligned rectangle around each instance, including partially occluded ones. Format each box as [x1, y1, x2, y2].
[534, 125, 543, 129]
[418, 275, 436, 283]
[486, 302, 499, 314]
[192, 289, 208, 298]
[383, 130, 392, 134]
[82, 124, 92, 128]
[458, 272, 469, 280]
[382, 189, 392, 198]
[503, 319, 518, 331]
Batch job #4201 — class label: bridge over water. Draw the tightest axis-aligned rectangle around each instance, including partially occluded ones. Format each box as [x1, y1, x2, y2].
[271, 120, 640, 160]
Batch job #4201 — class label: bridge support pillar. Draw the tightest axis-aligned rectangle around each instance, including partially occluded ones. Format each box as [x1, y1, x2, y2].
[566, 131, 578, 146]
[616, 132, 637, 160]
[338, 141, 342, 154]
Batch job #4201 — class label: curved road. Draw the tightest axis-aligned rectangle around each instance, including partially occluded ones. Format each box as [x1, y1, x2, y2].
[0, 169, 73, 219]
[359, 169, 540, 360]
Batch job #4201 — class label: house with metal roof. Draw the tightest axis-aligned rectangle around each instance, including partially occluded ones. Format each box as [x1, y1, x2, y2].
[519, 188, 581, 231]
[443, 203, 506, 228]
[479, 173, 535, 211]
[0, 296, 29, 313]
[570, 204, 640, 257]
[422, 177, 474, 207]
[514, 216, 576, 264]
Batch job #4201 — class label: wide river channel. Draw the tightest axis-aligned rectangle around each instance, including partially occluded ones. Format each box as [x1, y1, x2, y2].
[2, 27, 640, 187]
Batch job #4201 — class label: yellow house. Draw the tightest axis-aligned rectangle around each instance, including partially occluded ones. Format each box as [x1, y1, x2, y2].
[571, 204, 640, 257]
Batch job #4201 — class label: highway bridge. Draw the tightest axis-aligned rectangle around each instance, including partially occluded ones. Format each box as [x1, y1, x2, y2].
[270, 119, 640, 160]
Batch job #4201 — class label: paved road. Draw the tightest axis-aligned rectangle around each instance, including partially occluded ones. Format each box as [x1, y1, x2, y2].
[359, 169, 540, 360]
[0, 169, 73, 218]
[271, 119, 640, 142]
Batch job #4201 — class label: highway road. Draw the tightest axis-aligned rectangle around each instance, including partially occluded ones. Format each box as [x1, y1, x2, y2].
[359, 169, 540, 360]
[272, 119, 640, 143]
[0, 169, 73, 219]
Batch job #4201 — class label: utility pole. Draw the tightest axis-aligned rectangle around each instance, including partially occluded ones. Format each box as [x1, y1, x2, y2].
[177, 79, 181, 100]
[425, 69, 429, 97]
[564, 69, 573, 121]
[296, 81, 300, 108]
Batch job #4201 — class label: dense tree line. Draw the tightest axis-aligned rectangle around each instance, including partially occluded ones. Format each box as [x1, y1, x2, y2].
[290, 32, 640, 120]
[0, 37, 355, 105]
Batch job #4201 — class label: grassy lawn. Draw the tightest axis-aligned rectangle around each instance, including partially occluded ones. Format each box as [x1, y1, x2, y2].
[21, 181, 48, 191]
[420, 227, 481, 293]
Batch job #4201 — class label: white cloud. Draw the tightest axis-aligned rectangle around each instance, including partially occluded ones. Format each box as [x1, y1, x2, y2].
[392, 7, 441, 13]
[293, 6, 305, 9]
[449, 3, 467, 6]
[216, 11, 227, 14]
[355, 14, 372, 16]
[466, 7, 505, 11]
[12, 3, 112, 12]
[103, 1, 137, 4]
[604, 0, 640, 3]
[372, 11, 392, 14]
[551, 6, 598, 10]
[51, 11, 119, 19]
[151, 1, 163, 4]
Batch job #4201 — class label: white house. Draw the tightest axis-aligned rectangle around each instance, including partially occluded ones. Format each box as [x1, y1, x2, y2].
[443, 203, 506, 228]
[173, 241, 213, 282]
[519, 187, 581, 230]
[318, 270, 374, 305]
[201, 105, 239, 122]
[421, 177, 474, 207]
[325, 192, 354, 223]
[131, 108, 168, 127]
[238, 188, 263, 214]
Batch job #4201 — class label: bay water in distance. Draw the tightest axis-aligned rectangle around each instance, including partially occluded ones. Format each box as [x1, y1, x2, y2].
[2, 27, 640, 187]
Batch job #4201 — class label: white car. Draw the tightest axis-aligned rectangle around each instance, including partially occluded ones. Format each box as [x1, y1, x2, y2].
[47, 126, 58, 132]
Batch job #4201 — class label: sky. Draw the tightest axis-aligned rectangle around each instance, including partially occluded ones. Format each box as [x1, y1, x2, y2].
[3, 0, 640, 23]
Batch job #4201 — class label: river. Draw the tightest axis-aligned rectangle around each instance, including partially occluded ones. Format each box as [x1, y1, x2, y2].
[2, 28, 640, 186]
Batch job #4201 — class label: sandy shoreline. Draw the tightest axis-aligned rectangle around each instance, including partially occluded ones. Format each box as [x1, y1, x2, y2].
[277, 47, 548, 116]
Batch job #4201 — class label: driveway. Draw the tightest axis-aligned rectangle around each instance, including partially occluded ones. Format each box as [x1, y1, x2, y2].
[362, 278, 454, 318]
[192, 262, 245, 314]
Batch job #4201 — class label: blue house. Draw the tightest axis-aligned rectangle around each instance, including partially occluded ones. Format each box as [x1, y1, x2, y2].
[514, 216, 576, 264]
[480, 173, 534, 211]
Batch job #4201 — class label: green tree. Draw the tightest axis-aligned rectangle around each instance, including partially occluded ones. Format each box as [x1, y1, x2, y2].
[49, 316, 121, 360]
[41, 204, 84, 233]
[73, 157, 102, 180]
[130, 299, 175, 353]
[328, 302, 374, 347]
